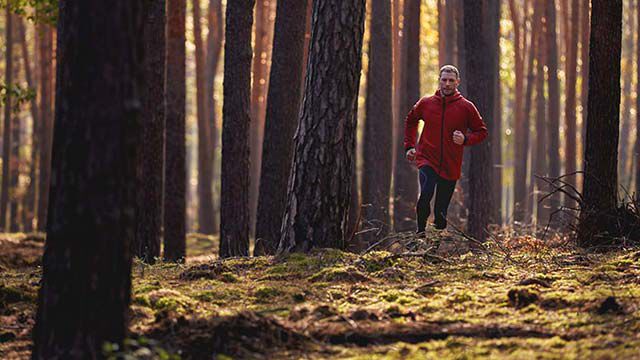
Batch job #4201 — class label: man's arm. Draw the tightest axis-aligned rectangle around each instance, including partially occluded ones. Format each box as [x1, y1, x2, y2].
[404, 98, 424, 152]
[464, 102, 488, 146]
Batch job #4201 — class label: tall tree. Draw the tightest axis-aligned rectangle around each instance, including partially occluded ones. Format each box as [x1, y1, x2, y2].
[164, 0, 187, 262]
[579, 0, 589, 152]
[636, 0, 640, 197]
[10, 66, 21, 232]
[32, 1, 144, 357]
[277, 0, 366, 253]
[523, 1, 540, 223]
[193, 0, 215, 234]
[544, 0, 561, 225]
[534, 7, 549, 226]
[1, 8, 13, 231]
[204, 0, 223, 233]
[438, 0, 457, 65]
[37, 23, 53, 232]
[362, 0, 392, 242]
[18, 18, 39, 232]
[393, 0, 419, 232]
[464, 0, 496, 241]
[577, 0, 622, 247]
[564, 0, 579, 210]
[220, 0, 255, 258]
[254, 0, 309, 256]
[487, 0, 501, 224]
[134, 0, 166, 263]
[618, 0, 635, 189]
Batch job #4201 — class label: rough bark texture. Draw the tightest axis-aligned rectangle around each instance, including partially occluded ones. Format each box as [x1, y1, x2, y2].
[37, 24, 53, 232]
[577, 0, 622, 247]
[134, 0, 165, 263]
[362, 0, 392, 243]
[32, 1, 143, 357]
[393, 0, 419, 232]
[544, 0, 561, 225]
[523, 2, 540, 224]
[636, 0, 640, 196]
[10, 57, 21, 232]
[277, 0, 366, 253]
[618, 0, 634, 189]
[464, 0, 496, 241]
[1, 8, 13, 231]
[534, 9, 549, 226]
[254, 0, 308, 256]
[193, 0, 215, 235]
[164, 0, 187, 262]
[18, 18, 39, 232]
[486, 0, 501, 224]
[564, 0, 578, 210]
[579, 0, 589, 155]
[220, 0, 254, 258]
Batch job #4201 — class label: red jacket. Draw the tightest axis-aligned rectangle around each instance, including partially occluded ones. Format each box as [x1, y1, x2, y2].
[404, 89, 488, 180]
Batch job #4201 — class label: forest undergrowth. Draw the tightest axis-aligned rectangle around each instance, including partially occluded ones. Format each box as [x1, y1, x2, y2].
[1, 229, 639, 359]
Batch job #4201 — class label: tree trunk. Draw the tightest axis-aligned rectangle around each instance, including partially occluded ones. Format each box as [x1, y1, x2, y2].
[220, 0, 255, 258]
[193, 0, 215, 235]
[579, 0, 589, 163]
[393, 0, 419, 232]
[362, 0, 392, 243]
[164, 0, 187, 262]
[564, 0, 579, 210]
[254, 0, 309, 256]
[618, 0, 634, 190]
[534, 8, 549, 227]
[1, 8, 13, 231]
[204, 0, 223, 234]
[134, 0, 165, 263]
[544, 0, 561, 227]
[636, 0, 640, 197]
[486, 0, 501, 225]
[10, 61, 21, 232]
[18, 18, 39, 232]
[32, 1, 143, 357]
[37, 24, 53, 232]
[277, 0, 365, 253]
[464, 0, 496, 241]
[577, 0, 622, 247]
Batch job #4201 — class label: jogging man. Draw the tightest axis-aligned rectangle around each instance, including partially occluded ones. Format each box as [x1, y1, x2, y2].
[404, 65, 488, 233]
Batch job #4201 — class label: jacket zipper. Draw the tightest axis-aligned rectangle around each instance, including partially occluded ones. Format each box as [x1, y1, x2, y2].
[439, 95, 446, 174]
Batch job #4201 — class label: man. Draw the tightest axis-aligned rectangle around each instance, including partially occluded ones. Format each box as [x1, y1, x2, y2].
[404, 65, 488, 233]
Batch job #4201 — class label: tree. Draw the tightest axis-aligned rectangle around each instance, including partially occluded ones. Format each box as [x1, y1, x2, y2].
[636, 0, 640, 197]
[534, 5, 549, 226]
[164, 0, 187, 262]
[134, 0, 165, 263]
[277, 0, 366, 253]
[523, 1, 540, 223]
[393, 0, 419, 232]
[32, 1, 144, 357]
[1, 7, 14, 231]
[361, 0, 392, 242]
[37, 23, 53, 232]
[254, 0, 309, 256]
[464, 0, 496, 241]
[564, 0, 579, 210]
[486, 0, 501, 224]
[193, 0, 215, 235]
[579, 0, 589, 149]
[617, 0, 635, 189]
[577, 0, 622, 247]
[220, 0, 255, 258]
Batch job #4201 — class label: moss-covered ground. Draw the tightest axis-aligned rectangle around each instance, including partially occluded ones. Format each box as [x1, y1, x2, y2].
[1, 230, 639, 359]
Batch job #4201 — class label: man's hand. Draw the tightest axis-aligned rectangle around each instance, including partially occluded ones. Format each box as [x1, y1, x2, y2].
[406, 148, 416, 162]
[453, 130, 465, 145]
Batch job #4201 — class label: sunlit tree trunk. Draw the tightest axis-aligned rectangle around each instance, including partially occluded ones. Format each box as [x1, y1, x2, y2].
[564, 0, 579, 211]
[1, 8, 13, 231]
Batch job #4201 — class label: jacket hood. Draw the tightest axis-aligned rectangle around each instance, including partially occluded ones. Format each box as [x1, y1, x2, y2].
[434, 89, 463, 104]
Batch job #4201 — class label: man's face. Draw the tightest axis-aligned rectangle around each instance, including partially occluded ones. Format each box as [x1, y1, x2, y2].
[439, 71, 460, 96]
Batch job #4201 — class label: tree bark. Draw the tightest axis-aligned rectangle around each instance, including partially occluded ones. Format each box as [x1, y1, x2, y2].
[37, 24, 53, 232]
[534, 7, 549, 227]
[464, 0, 496, 241]
[254, 0, 309, 256]
[10, 52, 21, 232]
[618, 0, 634, 190]
[1, 8, 13, 231]
[579, 0, 589, 161]
[134, 0, 165, 263]
[577, 0, 622, 247]
[164, 0, 187, 262]
[393, 0, 419, 232]
[564, 0, 578, 210]
[220, 0, 255, 258]
[277, 0, 365, 253]
[362, 0, 392, 243]
[32, 1, 143, 357]
[486, 0, 501, 225]
[636, 0, 640, 197]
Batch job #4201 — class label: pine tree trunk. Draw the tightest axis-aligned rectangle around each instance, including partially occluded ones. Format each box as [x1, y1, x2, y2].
[277, 0, 365, 253]
[464, 0, 496, 241]
[534, 10, 549, 227]
[37, 24, 53, 232]
[220, 0, 255, 258]
[1, 8, 13, 231]
[362, 0, 392, 243]
[164, 0, 187, 262]
[487, 0, 501, 225]
[10, 64, 21, 232]
[254, 0, 309, 255]
[393, 0, 419, 232]
[618, 0, 634, 190]
[564, 0, 579, 210]
[579, 0, 590, 162]
[523, 2, 540, 224]
[636, 0, 640, 197]
[577, 0, 622, 247]
[134, 0, 165, 263]
[32, 1, 143, 357]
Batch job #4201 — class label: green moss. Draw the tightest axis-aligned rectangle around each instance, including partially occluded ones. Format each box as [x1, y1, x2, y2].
[308, 266, 369, 283]
[254, 286, 283, 302]
[358, 251, 396, 272]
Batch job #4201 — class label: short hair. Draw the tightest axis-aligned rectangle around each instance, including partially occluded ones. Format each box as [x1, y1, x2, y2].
[439, 65, 460, 79]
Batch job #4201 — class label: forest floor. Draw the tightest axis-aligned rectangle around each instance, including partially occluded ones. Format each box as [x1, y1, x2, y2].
[1, 230, 640, 359]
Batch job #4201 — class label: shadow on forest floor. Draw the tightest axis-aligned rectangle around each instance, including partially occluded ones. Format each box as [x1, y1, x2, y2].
[1, 230, 640, 359]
